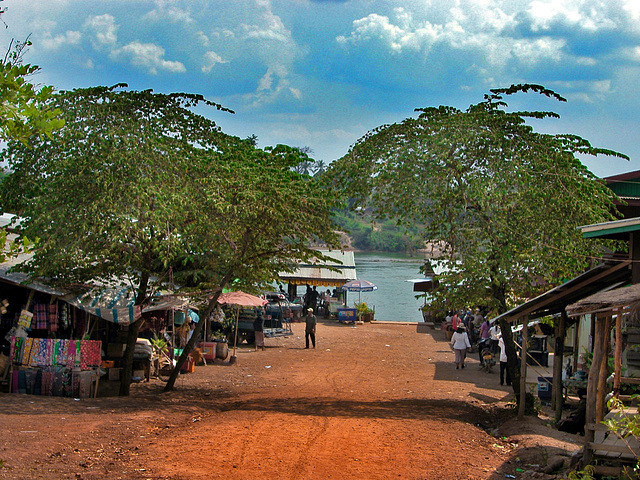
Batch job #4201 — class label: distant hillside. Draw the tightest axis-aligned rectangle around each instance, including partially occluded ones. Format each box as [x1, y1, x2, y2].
[333, 210, 423, 253]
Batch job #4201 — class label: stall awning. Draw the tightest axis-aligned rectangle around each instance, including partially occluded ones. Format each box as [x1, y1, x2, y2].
[566, 282, 640, 316]
[0, 251, 67, 296]
[279, 249, 357, 287]
[491, 261, 631, 324]
[66, 287, 188, 326]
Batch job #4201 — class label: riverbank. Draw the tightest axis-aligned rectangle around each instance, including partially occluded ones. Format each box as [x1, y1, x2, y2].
[0, 320, 582, 479]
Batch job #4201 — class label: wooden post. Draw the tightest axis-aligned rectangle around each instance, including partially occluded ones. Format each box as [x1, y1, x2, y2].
[232, 306, 240, 358]
[584, 314, 606, 466]
[518, 316, 528, 419]
[554, 310, 567, 423]
[25, 289, 35, 311]
[573, 319, 580, 372]
[632, 231, 640, 284]
[614, 308, 623, 397]
[596, 315, 611, 423]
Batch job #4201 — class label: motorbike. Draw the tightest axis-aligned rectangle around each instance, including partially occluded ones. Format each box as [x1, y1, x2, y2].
[478, 338, 496, 373]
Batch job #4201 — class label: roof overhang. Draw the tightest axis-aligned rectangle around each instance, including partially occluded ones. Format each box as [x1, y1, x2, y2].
[579, 217, 640, 240]
[492, 261, 631, 324]
[279, 249, 357, 287]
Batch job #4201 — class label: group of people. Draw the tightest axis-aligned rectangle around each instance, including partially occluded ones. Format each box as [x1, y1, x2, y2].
[303, 285, 340, 316]
[253, 305, 318, 350]
[448, 308, 511, 386]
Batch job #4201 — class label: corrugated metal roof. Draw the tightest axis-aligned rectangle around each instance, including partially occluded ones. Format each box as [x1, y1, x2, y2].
[279, 249, 357, 287]
[0, 250, 67, 296]
[579, 217, 640, 239]
[491, 261, 631, 323]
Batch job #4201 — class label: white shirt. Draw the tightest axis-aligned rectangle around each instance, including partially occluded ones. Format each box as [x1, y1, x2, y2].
[499, 337, 507, 362]
[489, 325, 500, 341]
[451, 331, 471, 350]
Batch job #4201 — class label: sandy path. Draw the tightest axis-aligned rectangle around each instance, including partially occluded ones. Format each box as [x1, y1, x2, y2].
[0, 321, 530, 480]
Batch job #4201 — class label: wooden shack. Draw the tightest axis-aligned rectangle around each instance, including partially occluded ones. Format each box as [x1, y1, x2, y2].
[567, 284, 640, 476]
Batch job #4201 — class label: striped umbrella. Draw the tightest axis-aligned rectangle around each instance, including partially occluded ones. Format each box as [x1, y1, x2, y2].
[341, 279, 378, 303]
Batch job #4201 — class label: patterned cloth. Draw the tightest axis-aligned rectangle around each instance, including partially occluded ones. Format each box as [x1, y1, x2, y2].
[9, 337, 101, 370]
[34, 304, 48, 330]
[48, 303, 59, 332]
[17, 310, 33, 330]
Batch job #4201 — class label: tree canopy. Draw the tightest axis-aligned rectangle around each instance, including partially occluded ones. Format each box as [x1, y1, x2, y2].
[330, 84, 626, 313]
[0, 35, 64, 262]
[0, 37, 63, 145]
[1, 84, 340, 394]
[328, 84, 628, 403]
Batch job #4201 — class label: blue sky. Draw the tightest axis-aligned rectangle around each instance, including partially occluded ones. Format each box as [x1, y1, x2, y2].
[2, 0, 639, 177]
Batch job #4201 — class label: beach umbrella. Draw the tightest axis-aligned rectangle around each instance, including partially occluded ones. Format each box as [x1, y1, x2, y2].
[218, 291, 268, 361]
[341, 279, 378, 303]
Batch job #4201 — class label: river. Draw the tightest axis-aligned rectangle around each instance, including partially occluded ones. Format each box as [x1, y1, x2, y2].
[351, 252, 427, 323]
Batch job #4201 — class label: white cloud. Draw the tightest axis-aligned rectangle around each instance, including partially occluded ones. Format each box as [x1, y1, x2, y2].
[41, 30, 82, 51]
[550, 79, 613, 103]
[143, 2, 194, 24]
[197, 30, 210, 47]
[258, 69, 274, 91]
[337, 12, 441, 53]
[230, 1, 303, 108]
[527, 0, 616, 32]
[335, 2, 621, 75]
[84, 14, 118, 47]
[211, 28, 235, 39]
[111, 42, 186, 75]
[240, 10, 291, 43]
[623, 0, 640, 22]
[201, 50, 228, 73]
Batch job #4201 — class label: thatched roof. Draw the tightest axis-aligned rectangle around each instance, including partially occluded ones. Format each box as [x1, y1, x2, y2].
[566, 283, 640, 316]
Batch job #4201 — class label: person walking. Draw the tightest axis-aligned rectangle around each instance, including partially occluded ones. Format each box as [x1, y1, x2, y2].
[489, 321, 500, 354]
[451, 311, 461, 331]
[450, 325, 471, 369]
[478, 317, 492, 366]
[498, 334, 511, 386]
[254, 308, 265, 351]
[304, 307, 316, 349]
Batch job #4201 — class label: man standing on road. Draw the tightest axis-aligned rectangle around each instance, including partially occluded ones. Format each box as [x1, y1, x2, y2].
[305, 307, 316, 349]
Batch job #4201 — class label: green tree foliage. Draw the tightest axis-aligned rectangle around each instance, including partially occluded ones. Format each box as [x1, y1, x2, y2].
[329, 84, 627, 402]
[0, 36, 63, 144]
[1, 85, 340, 395]
[0, 34, 63, 262]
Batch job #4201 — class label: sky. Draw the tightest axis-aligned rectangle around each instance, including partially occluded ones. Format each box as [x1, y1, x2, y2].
[1, 0, 639, 178]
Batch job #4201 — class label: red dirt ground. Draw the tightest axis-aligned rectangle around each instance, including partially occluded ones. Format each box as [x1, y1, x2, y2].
[0, 320, 582, 479]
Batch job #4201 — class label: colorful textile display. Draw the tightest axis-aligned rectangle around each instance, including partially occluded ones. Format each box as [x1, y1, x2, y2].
[48, 303, 59, 332]
[9, 337, 102, 370]
[11, 368, 95, 398]
[34, 304, 48, 329]
[60, 303, 69, 330]
[17, 310, 33, 330]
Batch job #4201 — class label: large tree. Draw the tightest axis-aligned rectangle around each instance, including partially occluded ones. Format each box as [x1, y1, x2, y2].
[1, 85, 340, 395]
[0, 33, 64, 261]
[329, 84, 627, 403]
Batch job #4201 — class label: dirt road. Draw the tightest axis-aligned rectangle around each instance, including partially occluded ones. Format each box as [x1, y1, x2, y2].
[0, 320, 579, 479]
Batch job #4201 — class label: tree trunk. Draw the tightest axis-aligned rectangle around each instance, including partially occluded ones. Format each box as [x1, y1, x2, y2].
[164, 290, 222, 392]
[491, 277, 524, 402]
[119, 271, 150, 396]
